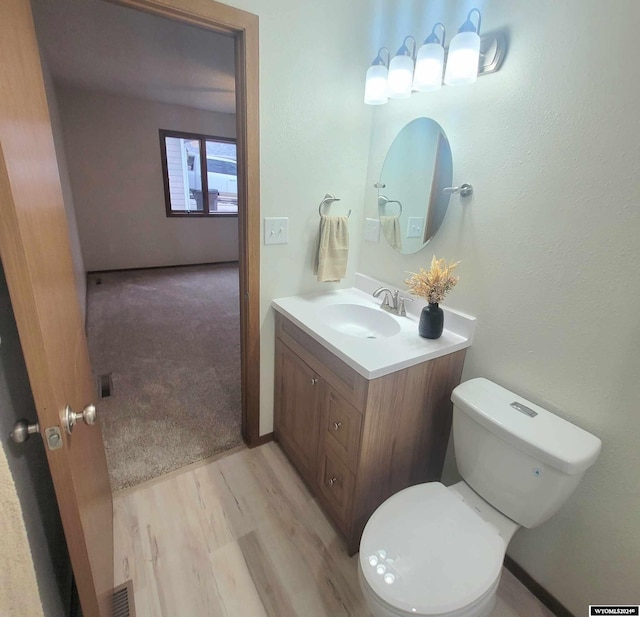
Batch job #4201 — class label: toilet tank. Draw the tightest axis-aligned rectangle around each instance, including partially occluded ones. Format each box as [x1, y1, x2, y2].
[451, 378, 601, 528]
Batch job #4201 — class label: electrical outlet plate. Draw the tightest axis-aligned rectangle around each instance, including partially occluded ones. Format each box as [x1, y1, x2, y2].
[264, 217, 289, 245]
[364, 218, 380, 243]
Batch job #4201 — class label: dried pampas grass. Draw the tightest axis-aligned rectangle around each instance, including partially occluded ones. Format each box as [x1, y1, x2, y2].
[405, 256, 460, 304]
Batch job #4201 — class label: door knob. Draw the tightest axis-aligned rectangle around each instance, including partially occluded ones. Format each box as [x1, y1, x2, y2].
[10, 419, 40, 443]
[63, 404, 97, 434]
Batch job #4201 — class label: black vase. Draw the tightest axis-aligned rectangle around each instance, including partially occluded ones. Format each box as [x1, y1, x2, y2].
[419, 303, 444, 339]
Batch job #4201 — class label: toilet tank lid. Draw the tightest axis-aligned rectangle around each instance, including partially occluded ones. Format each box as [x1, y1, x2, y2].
[451, 378, 602, 475]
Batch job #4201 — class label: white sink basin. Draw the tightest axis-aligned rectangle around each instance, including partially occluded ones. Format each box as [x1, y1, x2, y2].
[319, 304, 401, 339]
[272, 274, 476, 379]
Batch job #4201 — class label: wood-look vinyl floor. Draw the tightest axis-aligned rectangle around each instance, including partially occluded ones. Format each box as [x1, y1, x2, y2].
[114, 443, 556, 617]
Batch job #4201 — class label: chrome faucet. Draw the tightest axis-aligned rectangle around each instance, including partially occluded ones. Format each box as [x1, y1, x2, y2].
[373, 287, 413, 316]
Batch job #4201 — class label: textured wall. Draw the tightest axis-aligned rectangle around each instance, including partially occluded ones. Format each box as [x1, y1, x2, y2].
[0, 443, 44, 617]
[358, 0, 640, 612]
[57, 86, 239, 271]
[219, 0, 377, 434]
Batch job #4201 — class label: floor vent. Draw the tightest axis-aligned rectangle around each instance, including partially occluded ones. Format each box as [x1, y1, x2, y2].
[98, 373, 113, 398]
[113, 581, 135, 617]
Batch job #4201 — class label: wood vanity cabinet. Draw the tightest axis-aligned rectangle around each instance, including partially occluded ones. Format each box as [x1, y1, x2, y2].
[273, 313, 466, 555]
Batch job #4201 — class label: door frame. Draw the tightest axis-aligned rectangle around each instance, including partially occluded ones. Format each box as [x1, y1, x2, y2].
[108, 0, 261, 445]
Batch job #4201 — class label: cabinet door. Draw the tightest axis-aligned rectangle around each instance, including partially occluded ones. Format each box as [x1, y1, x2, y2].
[274, 341, 321, 482]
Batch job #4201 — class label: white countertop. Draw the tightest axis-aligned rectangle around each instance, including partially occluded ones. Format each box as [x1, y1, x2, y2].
[271, 273, 476, 379]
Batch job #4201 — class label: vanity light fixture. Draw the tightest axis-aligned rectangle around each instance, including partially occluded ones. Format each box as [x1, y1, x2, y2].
[364, 47, 391, 105]
[364, 8, 504, 106]
[387, 36, 416, 99]
[444, 8, 482, 86]
[413, 23, 446, 92]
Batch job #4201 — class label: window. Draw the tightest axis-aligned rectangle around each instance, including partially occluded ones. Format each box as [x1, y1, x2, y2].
[159, 129, 238, 217]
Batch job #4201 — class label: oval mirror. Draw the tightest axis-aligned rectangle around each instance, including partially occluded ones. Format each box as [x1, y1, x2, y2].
[378, 117, 453, 254]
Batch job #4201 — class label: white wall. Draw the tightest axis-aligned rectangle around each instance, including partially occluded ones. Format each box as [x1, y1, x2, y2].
[41, 61, 87, 322]
[359, 0, 640, 611]
[57, 86, 239, 271]
[219, 0, 377, 435]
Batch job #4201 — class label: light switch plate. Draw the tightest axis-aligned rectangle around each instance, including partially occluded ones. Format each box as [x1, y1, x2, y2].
[364, 218, 380, 243]
[406, 217, 424, 239]
[264, 217, 289, 245]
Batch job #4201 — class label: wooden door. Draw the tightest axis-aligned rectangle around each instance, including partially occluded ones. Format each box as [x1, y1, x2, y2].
[0, 2, 113, 616]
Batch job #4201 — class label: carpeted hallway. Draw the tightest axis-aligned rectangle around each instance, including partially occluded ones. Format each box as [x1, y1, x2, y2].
[86, 263, 243, 491]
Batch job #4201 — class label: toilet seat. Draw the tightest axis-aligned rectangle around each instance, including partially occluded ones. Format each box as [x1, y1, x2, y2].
[359, 483, 505, 616]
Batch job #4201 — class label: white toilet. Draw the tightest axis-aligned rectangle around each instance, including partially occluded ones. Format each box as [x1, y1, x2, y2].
[358, 377, 601, 617]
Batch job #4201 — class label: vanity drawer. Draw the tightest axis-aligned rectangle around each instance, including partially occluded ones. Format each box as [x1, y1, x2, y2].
[323, 387, 362, 472]
[318, 446, 355, 533]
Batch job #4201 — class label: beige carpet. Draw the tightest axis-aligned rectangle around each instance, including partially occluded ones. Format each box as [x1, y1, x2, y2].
[86, 263, 243, 491]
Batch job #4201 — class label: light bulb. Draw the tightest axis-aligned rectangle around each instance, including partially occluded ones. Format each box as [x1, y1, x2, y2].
[444, 32, 480, 85]
[413, 24, 445, 92]
[388, 55, 414, 98]
[364, 47, 390, 105]
[387, 36, 416, 100]
[364, 64, 389, 105]
[444, 9, 482, 86]
[413, 44, 444, 91]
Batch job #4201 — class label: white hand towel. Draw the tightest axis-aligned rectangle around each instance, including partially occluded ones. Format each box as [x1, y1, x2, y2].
[380, 216, 402, 252]
[314, 215, 349, 282]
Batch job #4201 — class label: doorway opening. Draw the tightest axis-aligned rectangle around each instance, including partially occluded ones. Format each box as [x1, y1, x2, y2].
[30, 0, 261, 489]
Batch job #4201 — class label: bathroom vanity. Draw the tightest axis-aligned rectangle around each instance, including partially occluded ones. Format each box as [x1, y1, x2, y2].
[272, 275, 475, 554]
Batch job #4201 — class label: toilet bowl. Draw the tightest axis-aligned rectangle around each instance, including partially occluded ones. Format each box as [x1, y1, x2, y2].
[359, 567, 500, 617]
[358, 378, 601, 617]
[358, 482, 514, 617]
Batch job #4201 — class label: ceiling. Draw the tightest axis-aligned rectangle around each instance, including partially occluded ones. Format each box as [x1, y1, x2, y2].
[30, 0, 236, 114]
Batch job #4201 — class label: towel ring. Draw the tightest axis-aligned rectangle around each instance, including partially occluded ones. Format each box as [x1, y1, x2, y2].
[378, 195, 403, 216]
[318, 193, 351, 218]
[386, 201, 402, 216]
